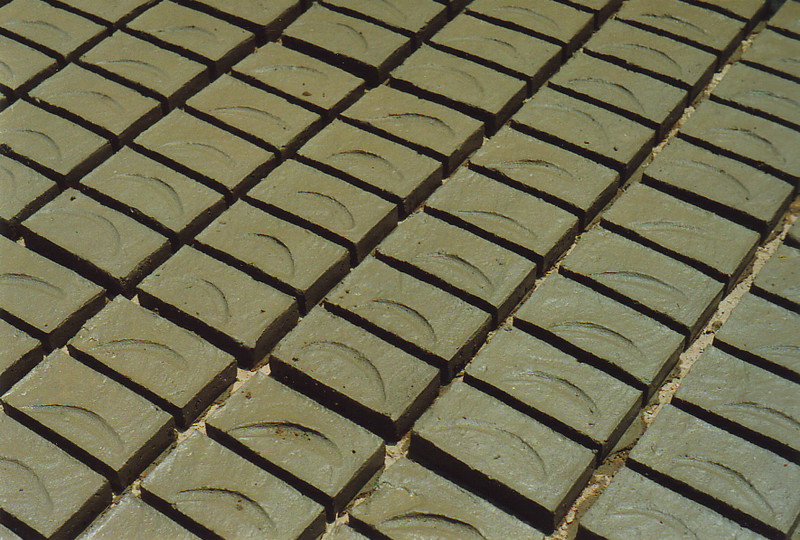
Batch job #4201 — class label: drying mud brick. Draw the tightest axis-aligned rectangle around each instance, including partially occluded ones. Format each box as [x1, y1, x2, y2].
[0, 319, 42, 394]
[673, 345, 800, 460]
[0, 101, 111, 184]
[350, 458, 543, 539]
[560, 228, 724, 339]
[195, 200, 349, 311]
[327, 524, 368, 540]
[185, 74, 322, 157]
[628, 405, 800, 539]
[322, 0, 446, 42]
[68, 297, 236, 427]
[80, 32, 209, 108]
[713, 63, 800, 129]
[283, 5, 411, 84]
[470, 126, 620, 223]
[465, 327, 641, 457]
[137, 246, 298, 367]
[298, 120, 442, 214]
[690, 0, 767, 22]
[514, 274, 684, 394]
[642, 138, 793, 235]
[788, 221, 800, 249]
[602, 182, 760, 285]
[247, 160, 398, 263]
[343, 85, 484, 173]
[0, 0, 105, 62]
[22, 190, 170, 293]
[376, 212, 538, 322]
[0, 415, 110, 540]
[325, 257, 491, 379]
[511, 88, 655, 177]
[714, 293, 800, 383]
[0, 35, 57, 97]
[411, 381, 595, 533]
[2, 350, 174, 489]
[206, 374, 384, 514]
[769, 0, 800, 39]
[183, 0, 302, 41]
[233, 43, 364, 115]
[127, 1, 254, 74]
[0, 524, 20, 539]
[0, 237, 105, 348]
[391, 45, 527, 132]
[753, 244, 800, 312]
[52, 0, 156, 26]
[431, 14, 561, 90]
[133, 109, 276, 198]
[140, 432, 325, 540]
[742, 29, 800, 82]
[579, 468, 764, 540]
[78, 495, 199, 540]
[549, 53, 686, 136]
[0, 155, 57, 235]
[270, 307, 440, 440]
[79, 147, 225, 243]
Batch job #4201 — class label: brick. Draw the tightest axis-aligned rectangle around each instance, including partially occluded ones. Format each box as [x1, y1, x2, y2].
[79, 147, 225, 243]
[568, 0, 621, 23]
[376, 212, 538, 322]
[743, 29, 800, 82]
[466, 327, 641, 457]
[391, 45, 527, 132]
[206, 374, 384, 514]
[0, 101, 111, 183]
[185, 74, 322, 157]
[715, 293, 800, 383]
[195, 201, 349, 312]
[511, 88, 655, 177]
[80, 32, 209, 108]
[411, 381, 595, 532]
[326, 257, 491, 379]
[0, 236, 105, 347]
[343, 85, 484, 173]
[753, 244, 800, 312]
[602, 183, 760, 286]
[283, 5, 411, 84]
[182, 0, 302, 41]
[0, 155, 57, 235]
[127, 1, 254, 75]
[327, 524, 368, 540]
[0, 415, 110, 540]
[0, 0, 105, 62]
[2, 350, 174, 488]
[270, 307, 440, 440]
[681, 100, 800, 184]
[769, 0, 800, 40]
[673, 345, 800, 461]
[233, 43, 364, 115]
[138, 246, 297, 366]
[425, 168, 579, 265]
[247, 160, 398, 263]
[580, 468, 764, 540]
[298, 120, 442, 214]
[628, 405, 800, 539]
[0, 35, 57, 97]
[514, 274, 684, 394]
[548, 53, 686, 137]
[642, 138, 793, 235]
[712, 62, 800, 129]
[68, 297, 236, 427]
[430, 14, 561, 90]
[466, 0, 593, 54]
[350, 458, 543, 539]
[470, 126, 619, 223]
[584, 20, 717, 97]
[689, 0, 767, 22]
[788, 221, 800, 249]
[52, 0, 156, 26]
[78, 495, 199, 540]
[133, 109, 276, 198]
[22, 190, 170, 293]
[0, 319, 42, 394]
[0, 524, 20, 539]
[321, 0, 446, 42]
[560, 228, 724, 339]
[141, 432, 325, 540]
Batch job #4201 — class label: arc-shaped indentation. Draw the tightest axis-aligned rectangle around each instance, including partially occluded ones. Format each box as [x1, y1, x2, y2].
[174, 488, 277, 536]
[0, 129, 63, 162]
[591, 270, 688, 302]
[361, 0, 406, 22]
[665, 158, 751, 202]
[94, 59, 168, 80]
[403, 63, 486, 102]
[159, 141, 236, 168]
[706, 127, 785, 165]
[719, 401, 800, 433]
[197, 279, 231, 323]
[414, 251, 495, 293]
[150, 25, 218, 41]
[0, 59, 14, 80]
[565, 77, 648, 116]
[599, 43, 683, 78]
[50, 208, 122, 257]
[0, 273, 66, 299]
[365, 113, 456, 139]
[19, 404, 125, 456]
[0, 164, 17, 200]
[549, 320, 643, 360]
[250, 64, 329, 84]
[210, 106, 289, 131]
[494, 158, 575, 182]
[298, 340, 387, 405]
[456, 209, 539, 240]
[91, 338, 189, 372]
[379, 512, 486, 540]
[640, 13, 709, 37]
[0, 457, 54, 513]
[752, 344, 800, 362]
[4, 19, 69, 40]
[492, 5, 559, 31]
[732, 89, 800, 112]
[440, 36, 522, 61]
[502, 369, 599, 418]
[296, 190, 356, 231]
[366, 298, 437, 346]
[111, 173, 184, 218]
[610, 507, 699, 539]
[325, 22, 369, 53]
[44, 89, 124, 113]
[246, 233, 296, 279]
[533, 103, 611, 149]
[626, 220, 712, 242]
[328, 149, 405, 184]
[669, 457, 774, 519]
